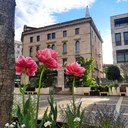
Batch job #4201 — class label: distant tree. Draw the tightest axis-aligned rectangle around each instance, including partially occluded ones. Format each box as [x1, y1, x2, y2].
[119, 63, 128, 82]
[106, 65, 121, 81]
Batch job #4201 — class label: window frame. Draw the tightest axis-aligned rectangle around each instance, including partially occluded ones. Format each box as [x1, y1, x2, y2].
[75, 28, 80, 35]
[47, 34, 51, 40]
[75, 40, 80, 54]
[124, 32, 128, 45]
[63, 30, 67, 37]
[37, 35, 40, 42]
[30, 37, 33, 43]
[29, 47, 33, 57]
[63, 42, 67, 54]
[115, 33, 121, 46]
[52, 33, 55, 39]
[116, 49, 128, 63]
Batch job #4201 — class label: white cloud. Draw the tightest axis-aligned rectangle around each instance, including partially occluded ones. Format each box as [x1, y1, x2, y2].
[15, 0, 95, 40]
[117, 0, 128, 2]
[102, 34, 113, 64]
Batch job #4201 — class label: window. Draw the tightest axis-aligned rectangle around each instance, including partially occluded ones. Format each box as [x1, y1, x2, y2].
[114, 17, 128, 27]
[37, 35, 40, 42]
[75, 28, 80, 35]
[116, 49, 128, 63]
[29, 47, 33, 57]
[63, 42, 67, 53]
[52, 44, 55, 50]
[52, 33, 55, 39]
[115, 33, 121, 45]
[47, 34, 51, 40]
[75, 41, 80, 54]
[124, 32, 128, 44]
[47, 45, 50, 48]
[17, 45, 20, 48]
[63, 58, 67, 66]
[63, 30, 67, 37]
[36, 46, 40, 51]
[75, 56, 80, 62]
[30, 37, 33, 43]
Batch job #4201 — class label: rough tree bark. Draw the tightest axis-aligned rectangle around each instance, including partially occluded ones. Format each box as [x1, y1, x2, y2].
[0, 0, 15, 127]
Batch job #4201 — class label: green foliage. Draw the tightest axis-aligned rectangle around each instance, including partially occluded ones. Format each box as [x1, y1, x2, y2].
[106, 65, 121, 81]
[41, 94, 58, 128]
[31, 65, 57, 88]
[16, 96, 36, 128]
[90, 84, 100, 91]
[66, 56, 95, 87]
[99, 85, 109, 92]
[59, 102, 84, 128]
[108, 83, 119, 90]
[78, 56, 95, 87]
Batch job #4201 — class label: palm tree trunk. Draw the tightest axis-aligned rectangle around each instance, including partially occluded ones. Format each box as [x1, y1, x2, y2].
[0, 0, 15, 127]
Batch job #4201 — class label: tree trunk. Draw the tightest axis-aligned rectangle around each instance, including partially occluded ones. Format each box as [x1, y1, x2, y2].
[0, 0, 15, 127]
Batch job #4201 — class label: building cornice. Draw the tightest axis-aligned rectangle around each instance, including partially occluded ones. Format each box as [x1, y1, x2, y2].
[21, 17, 103, 42]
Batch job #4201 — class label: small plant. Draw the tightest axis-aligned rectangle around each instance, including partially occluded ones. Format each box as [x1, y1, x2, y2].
[85, 104, 128, 128]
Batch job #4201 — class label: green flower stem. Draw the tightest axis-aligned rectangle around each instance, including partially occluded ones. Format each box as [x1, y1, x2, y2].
[72, 76, 76, 118]
[35, 65, 45, 124]
[22, 73, 27, 114]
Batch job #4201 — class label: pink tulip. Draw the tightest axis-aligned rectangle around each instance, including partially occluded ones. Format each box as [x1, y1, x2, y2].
[65, 62, 85, 77]
[36, 48, 61, 69]
[16, 55, 37, 76]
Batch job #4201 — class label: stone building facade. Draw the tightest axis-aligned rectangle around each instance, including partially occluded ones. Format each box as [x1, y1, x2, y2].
[21, 13, 103, 89]
[110, 13, 128, 65]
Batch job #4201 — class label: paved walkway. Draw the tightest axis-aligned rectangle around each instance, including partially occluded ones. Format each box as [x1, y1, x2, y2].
[38, 95, 128, 125]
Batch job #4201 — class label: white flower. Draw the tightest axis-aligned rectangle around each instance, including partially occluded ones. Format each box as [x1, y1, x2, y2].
[5, 123, 9, 127]
[9, 124, 14, 128]
[21, 124, 26, 128]
[44, 121, 52, 127]
[74, 117, 81, 122]
[12, 122, 16, 125]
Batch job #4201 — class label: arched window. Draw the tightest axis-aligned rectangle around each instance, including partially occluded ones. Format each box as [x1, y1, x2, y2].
[29, 47, 33, 57]
[63, 42, 67, 53]
[47, 45, 50, 48]
[75, 41, 80, 53]
[52, 44, 55, 50]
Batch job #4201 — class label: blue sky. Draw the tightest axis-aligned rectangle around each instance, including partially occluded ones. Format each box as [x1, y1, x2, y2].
[15, 0, 128, 64]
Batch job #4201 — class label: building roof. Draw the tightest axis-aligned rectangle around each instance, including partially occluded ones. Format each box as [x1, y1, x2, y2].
[21, 17, 103, 42]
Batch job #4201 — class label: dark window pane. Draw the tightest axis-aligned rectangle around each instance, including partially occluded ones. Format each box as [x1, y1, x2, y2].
[52, 44, 55, 50]
[63, 30, 67, 37]
[114, 17, 128, 27]
[37, 35, 40, 42]
[29, 47, 33, 57]
[75, 28, 80, 35]
[36, 46, 40, 51]
[115, 33, 121, 45]
[30, 37, 33, 43]
[52, 33, 55, 39]
[63, 58, 67, 66]
[47, 45, 50, 48]
[116, 49, 128, 63]
[75, 41, 80, 53]
[47, 34, 51, 40]
[63, 42, 67, 53]
[124, 32, 128, 44]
